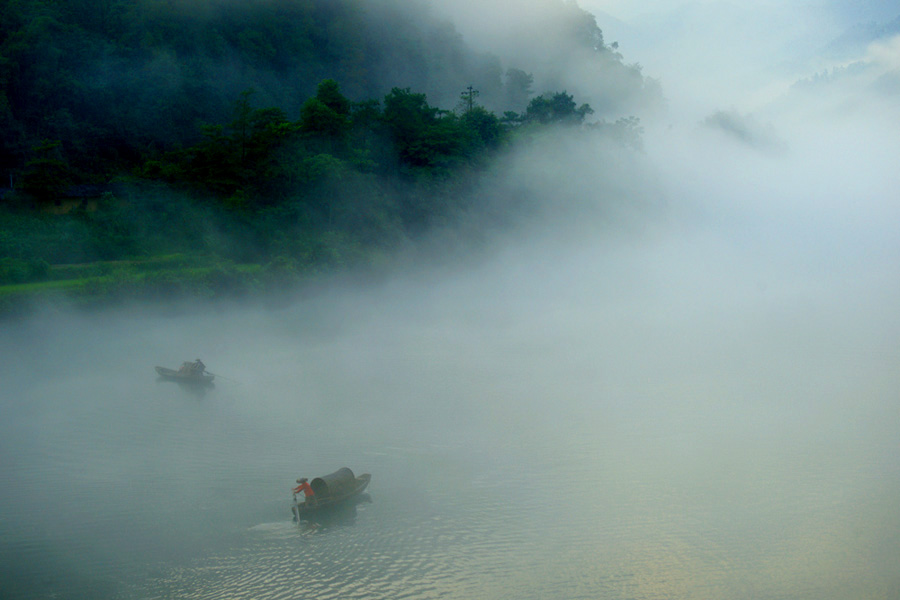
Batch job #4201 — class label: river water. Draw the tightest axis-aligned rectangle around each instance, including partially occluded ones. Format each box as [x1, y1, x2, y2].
[2, 203, 899, 600]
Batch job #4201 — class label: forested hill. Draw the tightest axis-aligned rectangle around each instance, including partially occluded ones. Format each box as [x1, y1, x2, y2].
[1, 0, 658, 180]
[0, 0, 658, 314]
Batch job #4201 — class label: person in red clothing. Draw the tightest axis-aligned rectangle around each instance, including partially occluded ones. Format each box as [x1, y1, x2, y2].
[293, 477, 316, 505]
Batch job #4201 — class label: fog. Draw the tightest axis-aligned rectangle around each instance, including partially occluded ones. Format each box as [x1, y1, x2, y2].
[2, 1, 900, 599]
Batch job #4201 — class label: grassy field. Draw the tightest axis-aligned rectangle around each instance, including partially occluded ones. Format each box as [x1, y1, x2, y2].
[0, 254, 279, 317]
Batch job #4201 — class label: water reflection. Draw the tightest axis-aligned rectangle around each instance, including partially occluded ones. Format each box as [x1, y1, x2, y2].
[155, 376, 215, 398]
[296, 494, 373, 533]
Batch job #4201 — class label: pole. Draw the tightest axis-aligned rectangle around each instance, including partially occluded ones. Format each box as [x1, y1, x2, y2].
[460, 85, 479, 112]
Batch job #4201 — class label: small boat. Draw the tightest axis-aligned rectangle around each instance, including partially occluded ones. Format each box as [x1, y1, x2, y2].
[155, 365, 215, 385]
[292, 467, 371, 519]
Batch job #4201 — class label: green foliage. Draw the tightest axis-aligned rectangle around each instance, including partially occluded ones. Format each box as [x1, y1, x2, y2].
[0, 0, 654, 313]
[524, 92, 594, 126]
[299, 83, 352, 159]
[262, 255, 299, 289]
[151, 90, 299, 199]
[19, 140, 77, 202]
[381, 87, 475, 174]
[3, 0, 576, 183]
[314, 79, 352, 116]
[0, 75, 640, 310]
[300, 98, 350, 139]
[0, 257, 48, 284]
[462, 107, 504, 150]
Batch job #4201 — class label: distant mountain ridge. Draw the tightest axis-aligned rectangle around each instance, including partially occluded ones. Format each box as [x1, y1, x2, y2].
[821, 14, 900, 59]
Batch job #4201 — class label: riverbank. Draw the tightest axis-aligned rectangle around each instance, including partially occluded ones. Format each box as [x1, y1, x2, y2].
[0, 253, 332, 319]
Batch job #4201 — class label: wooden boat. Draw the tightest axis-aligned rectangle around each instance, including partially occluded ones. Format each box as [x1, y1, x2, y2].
[155, 366, 215, 385]
[292, 467, 371, 519]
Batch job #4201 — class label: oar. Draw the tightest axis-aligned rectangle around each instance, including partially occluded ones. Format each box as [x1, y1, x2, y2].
[205, 371, 242, 384]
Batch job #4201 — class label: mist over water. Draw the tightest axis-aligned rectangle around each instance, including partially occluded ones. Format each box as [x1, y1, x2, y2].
[3, 2, 900, 599]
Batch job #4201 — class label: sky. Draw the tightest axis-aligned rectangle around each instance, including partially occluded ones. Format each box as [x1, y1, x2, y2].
[435, 0, 899, 121]
[585, 0, 898, 22]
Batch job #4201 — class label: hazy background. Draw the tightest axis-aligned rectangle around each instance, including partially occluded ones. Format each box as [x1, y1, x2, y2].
[2, 1, 899, 599]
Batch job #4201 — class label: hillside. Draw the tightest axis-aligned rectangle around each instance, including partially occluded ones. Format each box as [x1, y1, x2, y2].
[0, 0, 657, 315]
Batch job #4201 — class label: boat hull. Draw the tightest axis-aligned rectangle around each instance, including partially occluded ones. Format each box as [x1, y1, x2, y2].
[155, 366, 215, 385]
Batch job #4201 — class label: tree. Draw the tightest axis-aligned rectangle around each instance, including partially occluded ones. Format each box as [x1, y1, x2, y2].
[382, 88, 440, 142]
[314, 79, 352, 116]
[524, 92, 593, 125]
[459, 85, 479, 113]
[381, 87, 440, 168]
[299, 79, 352, 155]
[19, 140, 76, 203]
[157, 90, 296, 199]
[348, 98, 384, 169]
[461, 106, 503, 150]
[299, 98, 349, 138]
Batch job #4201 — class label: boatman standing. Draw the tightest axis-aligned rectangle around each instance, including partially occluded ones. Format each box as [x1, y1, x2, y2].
[293, 477, 316, 505]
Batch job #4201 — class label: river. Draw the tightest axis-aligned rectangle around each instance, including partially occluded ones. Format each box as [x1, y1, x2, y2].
[2, 200, 898, 599]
